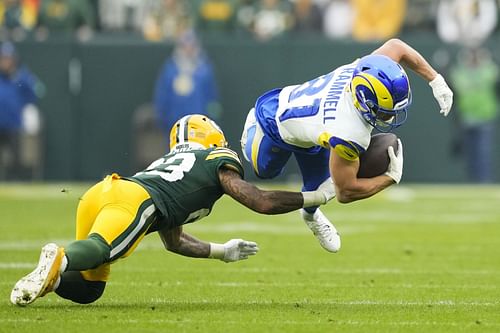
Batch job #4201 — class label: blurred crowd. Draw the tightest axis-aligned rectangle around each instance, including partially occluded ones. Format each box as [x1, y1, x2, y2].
[0, 0, 498, 43]
[1, 0, 499, 183]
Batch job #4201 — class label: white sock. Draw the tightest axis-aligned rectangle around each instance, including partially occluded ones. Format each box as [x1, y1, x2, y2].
[52, 276, 61, 291]
[59, 255, 68, 273]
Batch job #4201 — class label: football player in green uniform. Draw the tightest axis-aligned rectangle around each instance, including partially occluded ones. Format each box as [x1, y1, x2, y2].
[11, 114, 335, 306]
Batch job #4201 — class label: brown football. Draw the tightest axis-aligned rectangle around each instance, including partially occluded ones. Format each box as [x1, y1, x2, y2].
[357, 133, 399, 178]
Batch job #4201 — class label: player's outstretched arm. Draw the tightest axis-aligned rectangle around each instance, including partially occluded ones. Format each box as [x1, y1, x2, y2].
[219, 167, 335, 214]
[329, 149, 396, 203]
[372, 38, 437, 81]
[372, 38, 453, 116]
[159, 226, 258, 263]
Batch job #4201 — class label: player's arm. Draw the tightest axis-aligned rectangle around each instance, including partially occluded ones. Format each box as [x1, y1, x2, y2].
[159, 225, 209, 258]
[330, 137, 403, 203]
[218, 166, 335, 214]
[329, 150, 393, 203]
[158, 225, 259, 263]
[372, 38, 437, 81]
[372, 38, 453, 116]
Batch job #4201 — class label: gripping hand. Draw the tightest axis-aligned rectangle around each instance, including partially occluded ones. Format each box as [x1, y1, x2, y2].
[429, 74, 453, 116]
[384, 139, 404, 184]
[302, 178, 336, 207]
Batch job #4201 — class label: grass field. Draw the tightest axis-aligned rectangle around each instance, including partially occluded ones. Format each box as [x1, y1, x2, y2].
[1, 183, 499, 333]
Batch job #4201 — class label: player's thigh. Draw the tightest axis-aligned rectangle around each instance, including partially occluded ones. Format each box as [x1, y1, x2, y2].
[245, 123, 291, 179]
[75, 181, 105, 240]
[294, 148, 331, 191]
[89, 179, 157, 261]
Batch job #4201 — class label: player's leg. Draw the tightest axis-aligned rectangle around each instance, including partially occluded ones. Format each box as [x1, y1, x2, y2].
[10, 180, 106, 306]
[54, 264, 109, 304]
[56, 177, 157, 304]
[11, 176, 157, 305]
[295, 149, 341, 253]
[240, 108, 291, 179]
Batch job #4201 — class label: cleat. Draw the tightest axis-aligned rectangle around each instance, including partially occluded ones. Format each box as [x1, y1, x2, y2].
[301, 209, 341, 252]
[10, 243, 64, 306]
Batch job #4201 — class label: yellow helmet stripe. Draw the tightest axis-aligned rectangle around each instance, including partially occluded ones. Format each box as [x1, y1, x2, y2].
[352, 73, 394, 109]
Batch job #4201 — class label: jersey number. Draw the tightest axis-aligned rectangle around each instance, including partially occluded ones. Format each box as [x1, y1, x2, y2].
[282, 72, 335, 121]
[139, 153, 196, 182]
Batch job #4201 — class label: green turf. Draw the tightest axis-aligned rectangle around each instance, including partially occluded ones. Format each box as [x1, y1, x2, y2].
[1, 183, 499, 333]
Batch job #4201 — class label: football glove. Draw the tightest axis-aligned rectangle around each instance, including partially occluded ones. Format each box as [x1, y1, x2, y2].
[302, 177, 336, 207]
[209, 239, 259, 263]
[385, 139, 403, 184]
[429, 74, 453, 116]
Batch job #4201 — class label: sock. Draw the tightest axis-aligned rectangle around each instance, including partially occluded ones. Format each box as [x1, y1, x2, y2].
[55, 271, 106, 304]
[60, 255, 68, 273]
[65, 234, 111, 271]
[303, 206, 318, 215]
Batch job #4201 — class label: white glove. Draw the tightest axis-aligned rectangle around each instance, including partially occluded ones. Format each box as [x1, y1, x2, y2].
[209, 239, 259, 263]
[429, 74, 454, 116]
[302, 178, 336, 207]
[384, 139, 403, 184]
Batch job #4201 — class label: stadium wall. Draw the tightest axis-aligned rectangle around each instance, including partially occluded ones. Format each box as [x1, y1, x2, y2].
[15, 35, 500, 182]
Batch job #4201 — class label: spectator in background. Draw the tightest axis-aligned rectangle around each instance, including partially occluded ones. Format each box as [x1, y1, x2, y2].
[436, 0, 498, 47]
[153, 30, 222, 145]
[402, 0, 437, 33]
[0, 41, 39, 180]
[98, 0, 147, 33]
[142, 0, 192, 42]
[0, 0, 40, 41]
[351, 0, 406, 41]
[450, 47, 499, 183]
[323, 0, 353, 40]
[36, 0, 96, 41]
[193, 0, 237, 35]
[252, 0, 293, 41]
[291, 0, 323, 34]
[235, 0, 255, 36]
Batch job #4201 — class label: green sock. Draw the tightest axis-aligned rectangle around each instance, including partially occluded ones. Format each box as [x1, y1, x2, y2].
[65, 234, 111, 271]
[55, 271, 106, 304]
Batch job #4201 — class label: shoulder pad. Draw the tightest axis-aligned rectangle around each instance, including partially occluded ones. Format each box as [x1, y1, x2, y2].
[205, 147, 242, 164]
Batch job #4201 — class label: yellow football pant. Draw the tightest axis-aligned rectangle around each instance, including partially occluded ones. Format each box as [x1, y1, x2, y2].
[75, 174, 156, 282]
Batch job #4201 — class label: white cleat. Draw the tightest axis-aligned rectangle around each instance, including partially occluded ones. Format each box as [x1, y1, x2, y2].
[301, 209, 341, 252]
[10, 243, 64, 306]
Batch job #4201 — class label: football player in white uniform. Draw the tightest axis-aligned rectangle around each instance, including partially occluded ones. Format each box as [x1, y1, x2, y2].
[240, 38, 454, 253]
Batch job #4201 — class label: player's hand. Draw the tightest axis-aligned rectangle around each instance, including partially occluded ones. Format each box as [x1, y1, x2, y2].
[316, 177, 336, 203]
[385, 139, 403, 184]
[302, 178, 336, 207]
[222, 239, 259, 263]
[429, 74, 453, 116]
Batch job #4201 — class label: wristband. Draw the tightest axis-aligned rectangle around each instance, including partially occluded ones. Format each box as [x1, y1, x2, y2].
[302, 191, 325, 207]
[208, 242, 225, 259]
[429, 74, 444, 88]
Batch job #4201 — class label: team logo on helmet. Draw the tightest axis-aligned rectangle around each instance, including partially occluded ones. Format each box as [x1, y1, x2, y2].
[169, 114, 227, 149]
[351, 54, 412, 132]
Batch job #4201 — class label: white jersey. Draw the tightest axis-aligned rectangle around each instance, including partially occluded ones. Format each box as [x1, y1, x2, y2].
[274, 61, 373, 156]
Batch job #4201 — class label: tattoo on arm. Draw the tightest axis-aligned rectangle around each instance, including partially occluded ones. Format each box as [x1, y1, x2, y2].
[159, 227, 210, 258]
[219, 167, 304, 214]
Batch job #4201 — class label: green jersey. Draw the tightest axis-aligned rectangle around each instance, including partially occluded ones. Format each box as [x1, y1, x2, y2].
[127, 145, 244, 231]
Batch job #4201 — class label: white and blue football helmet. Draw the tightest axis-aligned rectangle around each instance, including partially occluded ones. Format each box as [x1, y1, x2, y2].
[350, 54, 412, 132]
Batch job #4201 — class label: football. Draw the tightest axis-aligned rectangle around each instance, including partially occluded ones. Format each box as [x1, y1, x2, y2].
[357, 133, 399, 178]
